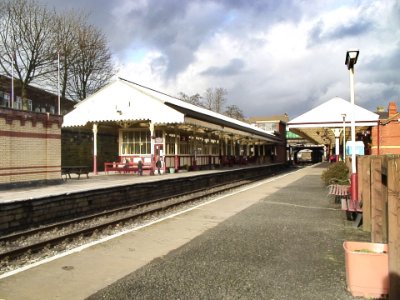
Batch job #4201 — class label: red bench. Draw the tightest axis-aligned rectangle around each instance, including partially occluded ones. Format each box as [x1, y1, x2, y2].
[328, 184, 350, 197]
[104, 162, 153, 174]
[328, 183, 361, 212]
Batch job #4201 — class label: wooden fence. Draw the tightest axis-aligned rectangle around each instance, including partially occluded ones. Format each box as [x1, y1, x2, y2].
[357, 155, 400, 298]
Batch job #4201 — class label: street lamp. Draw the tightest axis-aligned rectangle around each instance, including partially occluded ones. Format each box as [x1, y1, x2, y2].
[57, 50, 61, 115]
[345, 49, 359, 202]
[341, 113, 346, 162]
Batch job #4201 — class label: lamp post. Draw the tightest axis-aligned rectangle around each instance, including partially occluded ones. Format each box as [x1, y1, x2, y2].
[345, 49, 359, 202]
[57, 50, 61, 115]
[341, 113, 346, 162]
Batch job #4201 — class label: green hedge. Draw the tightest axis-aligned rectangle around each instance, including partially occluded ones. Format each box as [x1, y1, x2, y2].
[321, 162, 349, 186]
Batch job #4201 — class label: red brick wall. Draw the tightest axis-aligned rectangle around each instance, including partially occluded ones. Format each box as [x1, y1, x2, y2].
[371, 121, 400, 155]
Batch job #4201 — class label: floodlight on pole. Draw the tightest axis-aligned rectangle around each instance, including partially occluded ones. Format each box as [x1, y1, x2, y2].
[11, 53, 14, 109]
[57, 50, 60, 115]
[345, 49, 359, 202]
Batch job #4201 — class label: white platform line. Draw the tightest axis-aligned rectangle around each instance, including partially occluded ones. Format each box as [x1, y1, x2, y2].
[0, 167, 305, 279]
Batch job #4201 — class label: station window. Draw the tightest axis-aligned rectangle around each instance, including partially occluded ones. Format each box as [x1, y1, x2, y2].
[165, 133, 176, 155]
[257, 122, 277, 132]
[15, 96, 22, 110]
[210, 139, 220, 155]
[179, 135, 190, 154]
[121, 130, 151, 155]
[0, 91, 10, 107]
[28, 99, 33, 111]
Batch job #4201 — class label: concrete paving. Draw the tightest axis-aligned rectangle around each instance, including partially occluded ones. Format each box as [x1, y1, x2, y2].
[0, 164, 369, 299]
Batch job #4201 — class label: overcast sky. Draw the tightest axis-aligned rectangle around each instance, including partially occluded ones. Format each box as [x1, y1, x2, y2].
[37, 0, 400, 119]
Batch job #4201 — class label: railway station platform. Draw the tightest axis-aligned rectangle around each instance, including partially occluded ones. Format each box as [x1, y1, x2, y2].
[0, 163, 369, 299]
[0, 168, 226, 203]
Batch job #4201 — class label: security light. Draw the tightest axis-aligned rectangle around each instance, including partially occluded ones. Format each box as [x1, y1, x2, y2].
[345, 49, 359, 70]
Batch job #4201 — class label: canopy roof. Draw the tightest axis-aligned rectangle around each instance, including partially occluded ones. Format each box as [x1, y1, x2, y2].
[287, 97, 379, 145]
[63, 77, 281, 143]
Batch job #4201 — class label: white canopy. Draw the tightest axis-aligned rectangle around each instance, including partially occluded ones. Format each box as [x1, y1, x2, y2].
[288, 97, 379, 128]
[287, 97, 379, 146]
[63, 78, 184, 127]
[63, 77, 281, 143]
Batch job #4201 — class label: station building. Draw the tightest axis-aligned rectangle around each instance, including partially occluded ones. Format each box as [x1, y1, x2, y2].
[0, 75, 74, 188]
[0, 74, 74, 114]
[63, 77, 286, 173]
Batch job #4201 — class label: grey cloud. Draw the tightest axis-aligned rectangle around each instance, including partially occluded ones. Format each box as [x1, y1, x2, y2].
[29, 0, 400, 118]
[36, 0, 303, 80]
[308, 18, 373, 47]
[201, 58, 245, 77]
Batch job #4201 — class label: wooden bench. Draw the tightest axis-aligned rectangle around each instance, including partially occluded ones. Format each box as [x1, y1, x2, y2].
[328, 184, 350, 197]
[62, 166, 89, 180]
[328, 181, 362, 214]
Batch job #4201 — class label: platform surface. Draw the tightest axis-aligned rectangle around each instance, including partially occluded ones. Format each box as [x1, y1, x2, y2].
[0, 164, 369, 299]
[0, 167, 225, 203]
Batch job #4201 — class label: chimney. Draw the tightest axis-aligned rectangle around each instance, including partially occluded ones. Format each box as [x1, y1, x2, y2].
[388, 102, 398, 117]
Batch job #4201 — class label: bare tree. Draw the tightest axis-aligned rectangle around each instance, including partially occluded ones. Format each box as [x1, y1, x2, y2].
[49, 10, 85, 101]
[204, 88, 213, 110]
[213, 87, 227, 113]
[0, 0, 55, 107]
[178, 92, 203, 107]
[0, 0, 117, 106]
[67, 24, 116, 101]
[224, 104, 245, 121]
[180, 88, 245, 121]
[203, 87, 227, 113]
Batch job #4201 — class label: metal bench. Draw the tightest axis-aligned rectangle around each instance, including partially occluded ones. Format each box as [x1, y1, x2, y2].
[62, 166, 89, 180]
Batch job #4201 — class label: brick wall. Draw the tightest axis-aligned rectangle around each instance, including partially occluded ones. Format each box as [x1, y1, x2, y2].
[0, 108, 63, 188]
[371, 122, 400, 155]
[371, 102, 400, 155]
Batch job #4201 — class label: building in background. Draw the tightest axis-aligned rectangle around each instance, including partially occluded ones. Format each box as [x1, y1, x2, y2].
[371, 102, 400, 155]
[0, 75, 75, 115]
[248, 114, 323, 164]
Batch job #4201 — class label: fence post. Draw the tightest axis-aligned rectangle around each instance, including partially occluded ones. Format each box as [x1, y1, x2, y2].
[388, 156, 400, 298]
[358, 156, 371, 231]
[370, 156, 387, 243]
[382, 156, 388, 243]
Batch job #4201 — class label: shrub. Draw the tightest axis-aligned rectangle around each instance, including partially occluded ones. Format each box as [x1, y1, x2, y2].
[321, 162, 349, 186]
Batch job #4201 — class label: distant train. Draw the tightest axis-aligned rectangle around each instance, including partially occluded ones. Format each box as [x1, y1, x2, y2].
[296, 149, 313, 163]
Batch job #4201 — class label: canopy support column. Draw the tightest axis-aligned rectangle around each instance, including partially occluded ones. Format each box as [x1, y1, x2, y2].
[332, 128, 341, 162]
[92, 123, 98, 175]
[174, 132, 179, 170]
[150, 122, 155, 175]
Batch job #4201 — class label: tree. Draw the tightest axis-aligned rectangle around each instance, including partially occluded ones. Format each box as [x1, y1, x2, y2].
[204, 88, 213, 110]
[203, 87, 227, 113]
[213, 87, 227, 114]
[0, 0, 117, 107]
[180, 88, 245, 121]
[49, 10, 84, 101]
[67, 23, 116, 101]
[178, 92, 203, 107]
[0, 0, 55, 107]
[224, 104, 245, 121]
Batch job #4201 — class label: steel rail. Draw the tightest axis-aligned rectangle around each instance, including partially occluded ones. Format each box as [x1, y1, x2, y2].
[0, 177, 259, 262]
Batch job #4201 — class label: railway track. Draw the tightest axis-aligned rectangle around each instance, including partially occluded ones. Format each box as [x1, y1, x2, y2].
[0, 174, 269, 269]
